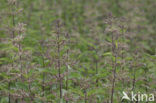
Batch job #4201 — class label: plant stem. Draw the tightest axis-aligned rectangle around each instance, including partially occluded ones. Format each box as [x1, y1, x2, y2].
[121, 27, 125, 88]
[95, 50, 98, 87]
[66, 49, 69, 103]
[42, 55, 45, 97]
[56, 21, 62, 99]
[84, 89, 87, 103]
[9, 2, 16, 102]
[132, 66, 136, 91]
[110, 33, 117, 103]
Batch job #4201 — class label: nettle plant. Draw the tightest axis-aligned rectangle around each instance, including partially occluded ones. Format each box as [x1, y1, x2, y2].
[49, 20, 80, 103]
[32, 20, 76, 102]
[0, 0, 156, 103]
[0, 0, 35, 103]
[104, 14, 130, 103]
[0, 0, 28, 103]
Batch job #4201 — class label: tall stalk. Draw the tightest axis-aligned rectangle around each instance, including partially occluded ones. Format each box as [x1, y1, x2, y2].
[121, 25, 125, 88]
[65, 49, 69, 103]
[9, 1, 16, 102]
[95, 50, 98, 87]
[132, 67, 136, 91]
[56, 20, 62, 99]
[84, 89, 87, 103]
[110, 32, 117, 103]
[18, 35, 23, 102]
[42, 55, 45, 97]
[65, 33, 70, 103]
[132, 53, 137, 91]
[39, 15, 46, 97]
[16, 23, 26, 102]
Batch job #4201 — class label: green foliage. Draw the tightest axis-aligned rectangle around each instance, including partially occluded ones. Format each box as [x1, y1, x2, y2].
[0, 0, 156, 103]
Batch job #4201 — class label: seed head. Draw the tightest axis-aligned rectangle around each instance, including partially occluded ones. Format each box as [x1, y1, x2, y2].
[8, 0, 16, 5]
[15, 23, 26, 33]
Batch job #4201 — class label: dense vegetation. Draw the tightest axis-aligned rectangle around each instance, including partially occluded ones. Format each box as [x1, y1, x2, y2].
[0, 0, 156, 103]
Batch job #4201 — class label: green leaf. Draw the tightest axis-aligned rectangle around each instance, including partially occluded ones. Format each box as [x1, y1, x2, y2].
[103, 52, 112, 56]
